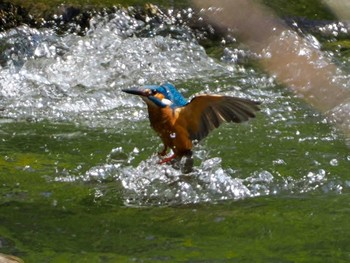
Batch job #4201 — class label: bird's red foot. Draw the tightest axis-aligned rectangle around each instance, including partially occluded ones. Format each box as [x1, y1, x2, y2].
[159, 154, 177, 164]
[158, 147, 168, 157]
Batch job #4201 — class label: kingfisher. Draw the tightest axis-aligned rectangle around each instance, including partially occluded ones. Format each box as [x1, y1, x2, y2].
[122, 83, 260, 166]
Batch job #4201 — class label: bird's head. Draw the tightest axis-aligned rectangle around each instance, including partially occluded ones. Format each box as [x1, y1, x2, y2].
[122, 83, 188, 108]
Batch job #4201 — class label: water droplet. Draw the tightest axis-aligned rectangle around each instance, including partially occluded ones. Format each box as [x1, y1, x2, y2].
[272, 159, 286, 165]
[330, 159, 339, 166]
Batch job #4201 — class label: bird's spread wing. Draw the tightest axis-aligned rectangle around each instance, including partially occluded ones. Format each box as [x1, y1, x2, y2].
[176, 95, 260, 141]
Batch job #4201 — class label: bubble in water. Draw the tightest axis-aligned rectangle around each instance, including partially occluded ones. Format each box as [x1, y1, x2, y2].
[245, 170, 274, 196]
[329, 158, 339, 166]
[272, 159, 286, 165]
[307, 169, 326, 182]
[133, 147, 140, 154]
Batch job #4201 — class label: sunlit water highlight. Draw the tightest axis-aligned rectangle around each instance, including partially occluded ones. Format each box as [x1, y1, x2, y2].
[1, 10, 349, 206]
[0, 11, 226, 125]
[52, 151, 349, 206]
[51, 129, 350, 206]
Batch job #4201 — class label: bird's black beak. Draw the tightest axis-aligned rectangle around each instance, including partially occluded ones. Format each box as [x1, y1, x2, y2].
[122, 88, 150, 97]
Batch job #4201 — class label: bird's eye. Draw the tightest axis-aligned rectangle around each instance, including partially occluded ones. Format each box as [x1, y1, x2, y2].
[144, 89, 156, 96]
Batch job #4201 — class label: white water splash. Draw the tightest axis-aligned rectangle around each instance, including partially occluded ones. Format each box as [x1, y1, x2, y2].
[0, 11, 227, 125]
[54, 156, 251, 206]
[51, 151, 348, 207]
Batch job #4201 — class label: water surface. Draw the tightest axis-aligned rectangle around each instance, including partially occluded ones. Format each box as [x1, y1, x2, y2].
[0, 6, 349, 262]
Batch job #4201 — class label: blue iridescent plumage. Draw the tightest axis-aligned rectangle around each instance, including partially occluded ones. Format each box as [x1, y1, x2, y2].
[144, 83, 188, 108]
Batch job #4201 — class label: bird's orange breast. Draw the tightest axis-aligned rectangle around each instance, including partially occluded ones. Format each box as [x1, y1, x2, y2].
[147, 105, 192, 156]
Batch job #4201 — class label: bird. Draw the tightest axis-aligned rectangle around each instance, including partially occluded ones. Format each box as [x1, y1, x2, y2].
[122, 83, 260, 167]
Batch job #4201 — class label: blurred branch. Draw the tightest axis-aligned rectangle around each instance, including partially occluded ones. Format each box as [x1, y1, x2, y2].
[193, 0, 350, 139]
[323, 0, 350, 20]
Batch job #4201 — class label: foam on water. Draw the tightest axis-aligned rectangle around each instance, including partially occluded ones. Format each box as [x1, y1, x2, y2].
[0, 11, 226, 125]
[51, 148, 349, 207]
[54, 156, 257, 206]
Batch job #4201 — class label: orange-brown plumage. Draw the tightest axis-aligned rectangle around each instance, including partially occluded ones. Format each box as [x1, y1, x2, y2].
[122, 83, 260, 164]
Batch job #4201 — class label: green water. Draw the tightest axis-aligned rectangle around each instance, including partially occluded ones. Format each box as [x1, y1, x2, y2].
[1, 1, 350, 262]
[1, 90, 349, 262]
[1, 194, 350, 262]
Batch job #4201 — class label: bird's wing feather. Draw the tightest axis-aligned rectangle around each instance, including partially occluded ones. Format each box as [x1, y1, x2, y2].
[176, 95, 260, 141]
